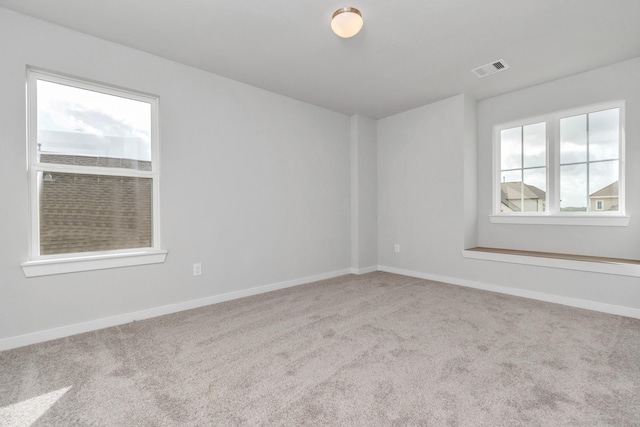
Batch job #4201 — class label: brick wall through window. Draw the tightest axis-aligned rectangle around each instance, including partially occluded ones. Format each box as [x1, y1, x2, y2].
[39, 167, 153, 255]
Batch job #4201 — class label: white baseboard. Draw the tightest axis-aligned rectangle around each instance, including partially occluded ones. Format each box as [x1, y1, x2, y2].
[350, 265, 378, 275]
[5, 265, 638, 352]
[378, 265, 640, 320]
[0, 268, 351, 352]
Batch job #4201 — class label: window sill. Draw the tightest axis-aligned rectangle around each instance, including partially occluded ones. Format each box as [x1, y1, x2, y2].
[462, 247, 640, 277]
[489, 214, 630, 226]
[21, 249, 168, 277]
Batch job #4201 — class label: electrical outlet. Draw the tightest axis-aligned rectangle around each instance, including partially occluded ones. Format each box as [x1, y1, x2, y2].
[193, 262, 202, 276]
[394, 244, 400, 253]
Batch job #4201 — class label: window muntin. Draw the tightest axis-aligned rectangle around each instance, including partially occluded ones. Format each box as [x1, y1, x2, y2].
[559, 108, 620, 212]
[499, 122, 547, 213]
[494, 101, 624, 218]
[27, 69, 160, 260]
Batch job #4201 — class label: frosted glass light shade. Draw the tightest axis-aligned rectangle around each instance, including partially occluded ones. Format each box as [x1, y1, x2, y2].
[331, 7, 363, 38]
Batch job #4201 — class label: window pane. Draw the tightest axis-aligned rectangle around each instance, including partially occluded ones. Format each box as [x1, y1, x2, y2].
[588, 108, 619, 161]
[523, 122, 546, 168]
[523, 168, 546, 212]
[38, 171, 153, 255]
[501, 169, 521, 184]
[37, 80, 152, 171]
[500, 127, 521, 170]
[500, 170, 522, 212]
[589, 160, 619, 212]
[560, 164, 587, 211]
[560, 114, 587, 165]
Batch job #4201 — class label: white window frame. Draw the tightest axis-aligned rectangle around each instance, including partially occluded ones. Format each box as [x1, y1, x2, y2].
[21, 68, 166, 277]
[596, 200, 604, 211]
[490, 100, 628, 226]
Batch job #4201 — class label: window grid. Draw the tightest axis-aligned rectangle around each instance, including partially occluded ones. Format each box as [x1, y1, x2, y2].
[499, 122, 547, 213]
[27, 68, 161, 261]
[559, 112, 619, 213]
[494, 101, 624, 218]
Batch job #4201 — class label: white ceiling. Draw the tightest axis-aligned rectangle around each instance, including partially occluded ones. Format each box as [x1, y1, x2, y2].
[1, 0, 639, 118]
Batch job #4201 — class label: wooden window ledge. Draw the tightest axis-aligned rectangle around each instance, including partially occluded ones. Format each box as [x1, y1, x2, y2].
[462, 247, 640, 277]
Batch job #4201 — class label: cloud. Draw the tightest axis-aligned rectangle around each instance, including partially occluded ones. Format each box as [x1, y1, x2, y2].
[37, 80, 151, 161]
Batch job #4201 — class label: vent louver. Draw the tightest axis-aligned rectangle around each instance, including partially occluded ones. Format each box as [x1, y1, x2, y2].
[471, 59, 510, 78]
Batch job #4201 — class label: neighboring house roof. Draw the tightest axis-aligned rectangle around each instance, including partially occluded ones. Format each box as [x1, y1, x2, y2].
[589, 181, 618, 198]
[501, 182, 546, 201]
[500, 196, 520, 212]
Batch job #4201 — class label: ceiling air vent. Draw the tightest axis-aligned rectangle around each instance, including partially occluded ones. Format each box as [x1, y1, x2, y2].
[471, 60, 510, 78]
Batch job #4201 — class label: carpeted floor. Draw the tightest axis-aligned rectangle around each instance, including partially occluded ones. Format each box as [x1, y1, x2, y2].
[1, 272, 639, 426]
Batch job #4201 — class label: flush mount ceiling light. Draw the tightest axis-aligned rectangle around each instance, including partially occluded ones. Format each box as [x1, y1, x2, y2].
[331, 7, 363, 38]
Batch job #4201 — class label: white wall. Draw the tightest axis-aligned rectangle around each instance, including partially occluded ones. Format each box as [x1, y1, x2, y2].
[477, 57, 640, 259]
[2, 6, 638, 348]
[463, 96, 478, 249]
[0, 8, 351, 343]
[350, 115, 377, 272]
[377, 60, 640, 315]
[378, 94, 472, 274]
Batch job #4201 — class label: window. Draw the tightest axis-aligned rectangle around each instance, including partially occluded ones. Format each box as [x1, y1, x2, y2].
[22, 69, 166, 277]
[492, 101, 626, 226]
[499, 122, 546, 213]
[560, 107, 621, 213]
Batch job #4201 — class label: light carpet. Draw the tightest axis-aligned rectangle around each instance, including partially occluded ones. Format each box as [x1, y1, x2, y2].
[1, 272, 639, 426]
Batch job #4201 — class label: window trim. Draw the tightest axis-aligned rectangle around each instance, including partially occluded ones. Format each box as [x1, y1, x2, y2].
[488, 214, 630, 226]
[22, 68, 165, 276]
[21, 249, 168, 277]
[492, 100, 626, 226]
[462, 248, 640, 278]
